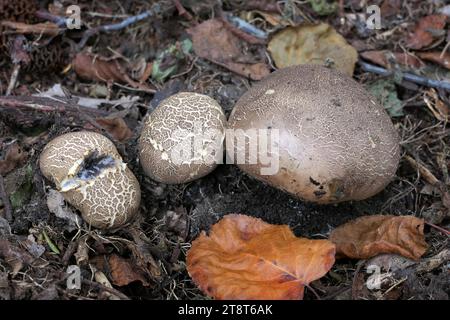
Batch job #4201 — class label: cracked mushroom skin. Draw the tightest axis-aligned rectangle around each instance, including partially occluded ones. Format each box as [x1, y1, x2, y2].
[138, 92, 227, 184]
[39, 131, 141, 229]
[227, 64, 400, 204]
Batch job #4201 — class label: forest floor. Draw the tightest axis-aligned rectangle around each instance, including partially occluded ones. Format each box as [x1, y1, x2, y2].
[0, 0, 448, 300]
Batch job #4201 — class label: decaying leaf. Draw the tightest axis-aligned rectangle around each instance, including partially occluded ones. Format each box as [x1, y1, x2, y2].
[406, 15, 447, 50]
[380, 0, 402, 17]
[187, 19, 270, 80]
[360, 50, 424, 69]
[268, 23, 358, 76]
[187, 214, 335, 300]
[72, 52, 154, 92]
[96, 117, 133, 142]
[152, 39, 192, 83]
[73, 52, 130, 83]
[10, 164, 33, 209]
[0, 239, 34, 276]
[108, 254, 149, 287]
[307, 0, 337, 16]
[418, 51, 450, 70]
[423, 89, 449, 122]
[368, 79, 404, 117]
[330, 215, 428, 260]
[46, 189, 81, 232]
[0, 143, 28, 175]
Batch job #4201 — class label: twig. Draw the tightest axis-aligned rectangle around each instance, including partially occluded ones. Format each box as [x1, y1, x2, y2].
[0, 95, 110, 129]
[81, 279, 130, 300]
[305, 284, 321, 300]
[6, 64, 20, 96]
[220, 14, 267, 45]
[35, 10, 68, 27]
[358, 60, 450, 91]
[404, 155, 440, 186]
[77, 6, 162, 49]
[0, 175, 13, 222]
[172, 0, 193, 20]
[222, 12, 268, 40]
[415, 249, 450, 273]
[425, 222, 450, 236]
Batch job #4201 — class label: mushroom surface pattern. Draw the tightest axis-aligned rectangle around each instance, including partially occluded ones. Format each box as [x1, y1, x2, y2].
[227, 64, 400, 204]
[40, 131, 141, 229]
[139, 92, 227, 184]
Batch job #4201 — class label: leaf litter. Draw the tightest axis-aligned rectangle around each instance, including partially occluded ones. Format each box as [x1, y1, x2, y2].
[0, 0, 448, 301]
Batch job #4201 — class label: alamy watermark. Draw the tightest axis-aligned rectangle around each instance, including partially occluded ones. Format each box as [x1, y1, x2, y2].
[343, 4, 382, 30]
[66, 265, 81, 290]
[65, 5, 81, 29]
[165, 122, 280, 176]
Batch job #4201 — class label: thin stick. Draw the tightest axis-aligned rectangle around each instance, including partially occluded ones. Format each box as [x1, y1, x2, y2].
[358, 60, 450, 91]
[0, 175, 13, 222]
[6, 64, 20, 96]
[425, 222, 450, 236]
[220, 14, 266, 45]
[81, 279, 130, 300]
[172, 0, 193, 20]
[223, 13, 268, 40]
[35, 10, 68, 27]
[77, 8, 159, 49]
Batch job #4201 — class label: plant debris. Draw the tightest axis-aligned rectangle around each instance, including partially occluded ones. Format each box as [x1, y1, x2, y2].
[0, 0, 448, 302]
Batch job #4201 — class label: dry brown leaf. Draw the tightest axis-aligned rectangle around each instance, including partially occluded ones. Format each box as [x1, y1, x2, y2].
[96, 117, 133, 142]
[1, 21, 61, 36]
[108, 254, 149, 287]
[0, 143, 28, 175]
[418, 51, 450, 70]
[406, 15, 447, 50]
[423, 88, 450, 122]
[360, 50, 424, 69]
[380, 0, 402, 17]
[0, 239, 34, 276]
[187, 214, 335, 300]
[187, 19, 270, 80]
[268, 23, 358, 76]
[330, 215, 428, 260]
[73, 52, 130, 83]
[72, 52, 155, 92]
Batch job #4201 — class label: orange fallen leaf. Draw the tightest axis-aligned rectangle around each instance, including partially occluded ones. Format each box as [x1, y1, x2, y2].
[0, 143, 28, 175]
[360, 50, 424, 69]
[330, 215, 428, 260]
[108, 254, 149, 287]
[96, 117, 133, 142]
[72, 52, 155, 93]
[418, 51, 450, 70]
[187, 214, 335, 300]
[187, 19, 270, 80]
[406, 15, 447, 50]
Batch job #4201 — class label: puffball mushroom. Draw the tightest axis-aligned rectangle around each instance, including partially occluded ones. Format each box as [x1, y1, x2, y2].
[39, 131, 141, 229]
[227, 64, 400, 204]
[138, 92, 227, 184]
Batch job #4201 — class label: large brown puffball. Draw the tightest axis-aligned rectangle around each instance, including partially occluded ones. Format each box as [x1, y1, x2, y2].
[138, 92, 227, 184]
[40, 131, 140, 229]
[227, 65, 400, 204]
